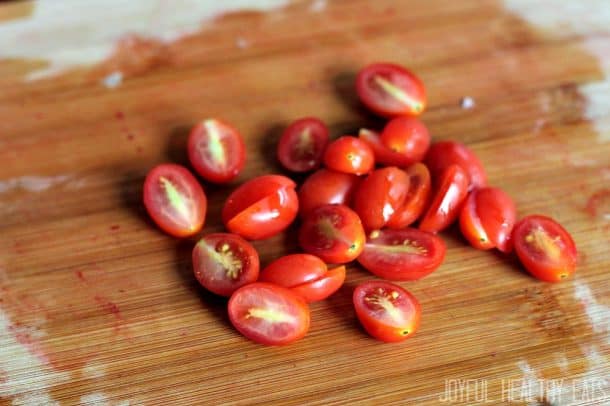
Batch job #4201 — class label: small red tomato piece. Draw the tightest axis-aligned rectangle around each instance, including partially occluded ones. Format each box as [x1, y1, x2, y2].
[419, 164, 469, 233]
[299, 204, 365, 264]
[353, 167, 410, 231]
[357, 228, 446, 280]
[222, 175, 298, 240]
[386, 163, 432, 229]
[424, 141, 487, 190]
[380, 116, 430, 164]
[192, 233, 259, 297]
[358, 128, 414, 167]
[356, 62, 426, 117]
[298, 169, 361, 218]
[323, 136, 375, 175]
[459, 187, 516, 252]
[277, 117, 329, 173]
[353, 281, 421, 342]
[187, 119, 245, 183]
[512, 215, 577, 282]
[143, 163, 207, 237]
[228, 282, 311, 346]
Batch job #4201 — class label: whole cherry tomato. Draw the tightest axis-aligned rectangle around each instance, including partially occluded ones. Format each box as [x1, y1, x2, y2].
[222, 175, 298, 240]
[277, 117, 329, 173]
[424, 141, 487, 190]
[380, 116, 430, 165]
[358, 128, 414, 167]
[512, 215, 577, 282]
[143, 163, 207, 237]
[192, 233, 259, 297]
[187, 119, 245, 183]
[356, 62, 426, 117]
[386, 163, 431, 229]
[298, 169, 361, 218]
[323, 136, 375, 175]
[353, 281, 421, 343]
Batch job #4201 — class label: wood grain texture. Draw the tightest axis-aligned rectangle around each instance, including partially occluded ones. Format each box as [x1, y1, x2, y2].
[0, 0, 609, 405]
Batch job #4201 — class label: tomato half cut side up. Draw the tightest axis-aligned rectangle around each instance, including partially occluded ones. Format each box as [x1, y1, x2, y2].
[323, 136, 375, 175]
[143, 163, 207, 237]
[356, 63, 426, 117]
[277, 117, 329, 173]
[357, 228, 446, 280]
[353, 281, 421, 343]
[512, 215, 577, 282]
[228, 282, 311, 346]
[424, 141, 487, 190]
[299, 204, 366, 264]
[187, 119, 246, 183]
[192, 233, 259, 297]
[380, 116, 430, 164]
[298, 169, 361, 218]
[386, 162, 431, 229]
[459, 187, 516, 252]
[419, 164, 469, 233]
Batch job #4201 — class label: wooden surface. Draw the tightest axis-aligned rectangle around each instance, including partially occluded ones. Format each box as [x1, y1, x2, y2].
[1, 0, 609, 404]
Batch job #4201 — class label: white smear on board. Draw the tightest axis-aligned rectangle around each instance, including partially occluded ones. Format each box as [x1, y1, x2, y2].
[101, 71, 123, 89]
[80, 392, 108, 405]
[309, 0, 327, 13]
[235, 36, 250, 49]
[460, 96, 476, 110]
[0, 0, 290, 81]
[515, 360, 543, 405]
[0, 175, 71, 194]
[82, 362, 106, 380]
[574, 281, 610, 345]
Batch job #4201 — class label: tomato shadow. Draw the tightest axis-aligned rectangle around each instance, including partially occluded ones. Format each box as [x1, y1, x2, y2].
[116, 169, 157, 229]
[330, 70, 385, 130]
[322, 277, 361, 332]
[166, 125, 192, 166]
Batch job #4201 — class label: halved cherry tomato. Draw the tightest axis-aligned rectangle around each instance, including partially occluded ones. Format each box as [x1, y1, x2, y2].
[353, 281, 421, 343]
[424, 141, 487, 190]
[357, 228, 446, 280]
[356, 62, 426, 117]
[298, 169, 361, 218]
[353, 167, 410, 231]
[323, 136, 375, 175]
[459, 187, 516, 252]
[277, 117, 329, 173]
[187, 119, 245, 183]
[260, 254, 346, 302]
[299, 204, 365, 264]
[419, 164, 469, 233]
[358, 128, 414, 167]
[192, 233, 259, 297]
[386, 163, 432, 229]
[512, 215, 577, 282]
[380, 116, 430, 164]
[143, 163, 207, 237]
[228, 282, 310, 346]
[222, 175, 298, 240]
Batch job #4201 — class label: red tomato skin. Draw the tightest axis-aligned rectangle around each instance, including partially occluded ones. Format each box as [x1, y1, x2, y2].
[143, 163, 207, 237]
[512, 215, 577, 282]
[380, 117, 430, 165]
[277, 117, 329, 173]
[356, 63, 427, 118]
[298, 169, 361, 218]
[290, 266, 346, 302]
[419, 164, 469, 233]
[187, 119, 245, 183]
[260, 254, 327, 287]
[323, 136, 375, 175]
[353, 281, 421, 343]
[357, 228, 446, 280]
[228, 282, 311, 346]
[424, 141, 487, 190]
[386, 163, 432, 229]
[192, 233, 259, 297]
[353, 167, 410, 231]
[359, 128, 415, 167]
[299, 204, 366, 264]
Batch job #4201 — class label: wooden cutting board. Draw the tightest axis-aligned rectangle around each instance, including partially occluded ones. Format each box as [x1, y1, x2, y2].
[1, 0, 609, 404]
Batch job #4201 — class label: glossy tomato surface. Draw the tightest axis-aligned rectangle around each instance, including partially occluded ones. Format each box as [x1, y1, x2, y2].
[222, 175, 298, 240]
[298, 169, 360, 218]
[192, 233, 259, 297]
[424, 141, 487, 190]
[353, 167, 410, 231]
[143, 163, 207, 237]
[380, 116, 430, 164]
[299, 204, 365, 264]
[357, 228, 446, 280]
[386, 163, 431, 229]
[277, 117, 329, 173]
[459, 187, 516, 252]
[353, 281, 421, 342]
[513, 215, 577, 282]
[356, 63, 426, 117]
[419, 164, 469, 233]
[228, 282, 310, 345]
[323, 136, 375, 175]
[187, 119, 245, 183]
[359, 128, 414, 167]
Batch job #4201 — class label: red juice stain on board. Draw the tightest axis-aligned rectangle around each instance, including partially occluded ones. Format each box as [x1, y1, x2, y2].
[75, 270, 86, 282]
[584, 189, 610, 220]
[110, 224, 121, 231]
[94, 295, 122, 318]
[115, 111, 125, 120]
